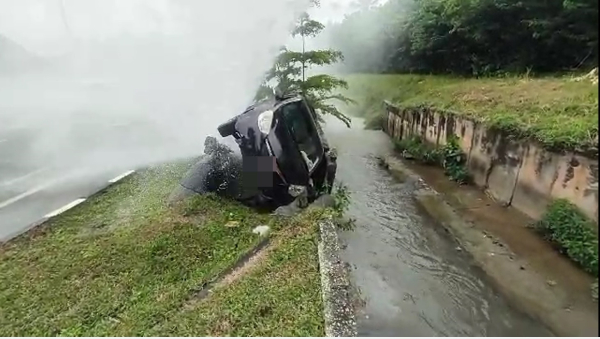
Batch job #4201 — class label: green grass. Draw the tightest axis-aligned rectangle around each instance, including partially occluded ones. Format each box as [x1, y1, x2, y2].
[345, 73, 599, 151]
[536, 199, 598, 276]
[150, 210, 325, 336]
[0, 161, 325, 336]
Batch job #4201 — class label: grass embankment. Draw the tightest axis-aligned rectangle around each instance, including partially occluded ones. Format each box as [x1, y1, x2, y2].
[346, 73, 598, 151]
[0, 161, 325, 336]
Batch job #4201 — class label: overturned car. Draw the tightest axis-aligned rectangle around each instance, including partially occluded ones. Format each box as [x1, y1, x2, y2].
[170, 92, 337, 212]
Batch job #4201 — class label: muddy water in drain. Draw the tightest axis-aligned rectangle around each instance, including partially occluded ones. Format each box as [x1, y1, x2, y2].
[325, 118, 552, 337]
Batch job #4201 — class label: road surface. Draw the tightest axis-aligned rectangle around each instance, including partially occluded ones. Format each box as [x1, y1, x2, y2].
[0, 125, 129, 241]
[0, 76, 198, 242]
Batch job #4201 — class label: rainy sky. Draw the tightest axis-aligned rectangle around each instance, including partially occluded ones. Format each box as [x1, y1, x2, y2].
[0, 0, 356, 56]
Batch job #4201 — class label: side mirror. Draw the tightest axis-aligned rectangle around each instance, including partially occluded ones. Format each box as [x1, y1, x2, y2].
[217, 117, 237, 137]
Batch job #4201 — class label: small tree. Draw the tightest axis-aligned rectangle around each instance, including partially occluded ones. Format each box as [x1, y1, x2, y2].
[256, 12, 353, 127]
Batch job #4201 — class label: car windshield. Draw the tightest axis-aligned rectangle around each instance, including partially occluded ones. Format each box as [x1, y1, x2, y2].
[279, 100, 321, 171]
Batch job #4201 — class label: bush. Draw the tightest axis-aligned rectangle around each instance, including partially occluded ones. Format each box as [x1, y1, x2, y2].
[364, 113, 386, 130]
[440, 136, 470, 184]
[536, 199, 598, 276]
[394, 135, 469, 183]
[331, 182, 356, 231]
[394, 136, 423, 154]
[332, 182, 351, 215]
[394, 136, 437, 164]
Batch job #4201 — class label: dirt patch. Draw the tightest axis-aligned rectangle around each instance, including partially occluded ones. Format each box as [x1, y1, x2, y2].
[216, 245, 271, 288]
[183, 244, 271, 311]
[381, 155, 599, 337]
[183, 237, 271, 310]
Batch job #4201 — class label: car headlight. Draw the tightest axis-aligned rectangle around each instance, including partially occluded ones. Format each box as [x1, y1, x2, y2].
[288, 185, 306, 198]
[257, 110, 274, 135]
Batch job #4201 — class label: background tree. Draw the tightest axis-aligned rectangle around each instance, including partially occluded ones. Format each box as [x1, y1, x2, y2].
[327, 0, 598, 75]
[256, 12, 353, 127]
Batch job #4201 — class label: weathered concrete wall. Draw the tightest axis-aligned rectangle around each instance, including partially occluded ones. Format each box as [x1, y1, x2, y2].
[383, 101, 599, 225]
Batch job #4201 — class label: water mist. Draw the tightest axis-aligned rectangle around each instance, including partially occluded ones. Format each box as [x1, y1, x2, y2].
[0, 0, 311, 178]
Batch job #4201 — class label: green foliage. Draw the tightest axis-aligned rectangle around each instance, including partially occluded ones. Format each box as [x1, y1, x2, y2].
[536, 199, 598, 276]
[394, 136, 440, 165]
[331, 182, 355, 231]
[256, 12, 354, 127]
[394, 136, 419, 154]
[393, 134, 469, 184]
[292, 12, 325, 38]
[441, 135, 470, 184]
[329, 0, 598, 75]
[364, 112, 386, 130]
[332, 182, 351, 216]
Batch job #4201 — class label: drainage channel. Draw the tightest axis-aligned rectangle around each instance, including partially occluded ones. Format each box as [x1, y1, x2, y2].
[325, 118, 552, 337]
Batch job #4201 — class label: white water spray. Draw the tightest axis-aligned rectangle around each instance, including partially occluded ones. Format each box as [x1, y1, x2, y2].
[0, 0, 311, 176]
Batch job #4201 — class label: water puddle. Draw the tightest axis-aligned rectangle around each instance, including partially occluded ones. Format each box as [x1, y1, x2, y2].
[325, 118, 552, 336]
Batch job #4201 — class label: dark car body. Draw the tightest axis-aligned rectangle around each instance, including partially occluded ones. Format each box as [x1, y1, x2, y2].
[174, 92, 336, 210]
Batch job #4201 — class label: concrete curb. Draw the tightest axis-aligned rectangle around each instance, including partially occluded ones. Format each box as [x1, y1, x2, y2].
[1, 170, 136, 243]
[318, 218, 357, 337]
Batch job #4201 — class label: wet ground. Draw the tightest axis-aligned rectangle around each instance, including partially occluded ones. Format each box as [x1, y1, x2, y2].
[324, 117, 552, 337]
[0, 124, 132, 241]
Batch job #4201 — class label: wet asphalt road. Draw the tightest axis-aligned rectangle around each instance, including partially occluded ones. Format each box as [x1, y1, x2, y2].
[324, 117, 552, 336]
[0, 125, 126, 241]
[0, 76, 173, 241]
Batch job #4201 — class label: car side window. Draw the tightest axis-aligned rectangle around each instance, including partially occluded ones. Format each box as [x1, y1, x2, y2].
[281, 102, 309, 141]
[280, 101, 320, 166]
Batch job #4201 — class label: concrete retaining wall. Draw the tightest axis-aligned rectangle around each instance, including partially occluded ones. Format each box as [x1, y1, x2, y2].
[383, 101, 599, 225]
